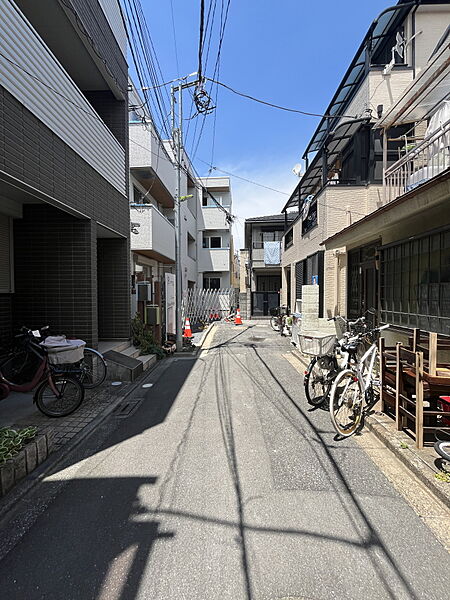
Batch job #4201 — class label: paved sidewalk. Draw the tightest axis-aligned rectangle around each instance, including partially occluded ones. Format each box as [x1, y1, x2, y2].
[289, 345, 450, 508]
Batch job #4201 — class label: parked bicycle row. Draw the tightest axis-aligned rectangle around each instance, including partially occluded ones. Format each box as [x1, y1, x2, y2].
[293, 313, 450, 468]
[0, 327, 107, 418]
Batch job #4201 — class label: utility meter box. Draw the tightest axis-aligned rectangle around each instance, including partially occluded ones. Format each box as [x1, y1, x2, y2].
[146, 305, 160, 326]
[137, 282, 152, 302]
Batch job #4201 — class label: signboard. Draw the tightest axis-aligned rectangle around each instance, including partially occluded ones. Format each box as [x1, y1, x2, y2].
[165, 273, 176, 335]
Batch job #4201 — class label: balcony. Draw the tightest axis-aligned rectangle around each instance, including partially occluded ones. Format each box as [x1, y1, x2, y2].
[198, 248, 230, 272]
[252, 242, 282, 267]
[0, 0, 126, 195]
[130, 204, 175, 263]
[385, 119, 450, 203]
[129, 123, 175, 207]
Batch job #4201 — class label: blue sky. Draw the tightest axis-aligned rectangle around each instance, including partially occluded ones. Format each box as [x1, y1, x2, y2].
[138, 0, 398, 248]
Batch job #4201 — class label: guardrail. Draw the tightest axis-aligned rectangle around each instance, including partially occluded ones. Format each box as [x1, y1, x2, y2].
[385, 119, 450, 203]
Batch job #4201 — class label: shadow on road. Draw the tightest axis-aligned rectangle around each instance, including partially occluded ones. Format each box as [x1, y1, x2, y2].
[0, 476, 176, 600]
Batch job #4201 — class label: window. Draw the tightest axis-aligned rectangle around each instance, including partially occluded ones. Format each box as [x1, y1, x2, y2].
[295, 251, 324, 316]
[133, 186, 143, 204]
[203, 277, 221, 290]
[302, 199, 318, 235]
[284, 228, 293, 249]
[203, 234, 222, 248]
[380, 228, 450, 333]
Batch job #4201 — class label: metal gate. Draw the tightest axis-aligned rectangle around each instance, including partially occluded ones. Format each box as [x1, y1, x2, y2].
[182, 288, 237, 324]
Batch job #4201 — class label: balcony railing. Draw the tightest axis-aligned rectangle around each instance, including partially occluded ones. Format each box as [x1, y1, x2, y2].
[385, 119, 450, 203]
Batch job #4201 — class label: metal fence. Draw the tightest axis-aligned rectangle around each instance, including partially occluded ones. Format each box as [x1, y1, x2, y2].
[182, 288, 238, 324]
[385, 119, 450, 203]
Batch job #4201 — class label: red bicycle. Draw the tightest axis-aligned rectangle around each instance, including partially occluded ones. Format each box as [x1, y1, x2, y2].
[0, 327, 84, 417]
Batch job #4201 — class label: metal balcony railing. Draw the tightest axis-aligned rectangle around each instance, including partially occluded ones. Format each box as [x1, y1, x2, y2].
[385, 119, 450, 203]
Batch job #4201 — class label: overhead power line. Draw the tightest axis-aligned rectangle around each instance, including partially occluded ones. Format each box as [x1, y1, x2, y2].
[205, 77, 358, 119]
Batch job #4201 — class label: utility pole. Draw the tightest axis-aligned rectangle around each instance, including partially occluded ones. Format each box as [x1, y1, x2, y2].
[171, 75, 199, 351]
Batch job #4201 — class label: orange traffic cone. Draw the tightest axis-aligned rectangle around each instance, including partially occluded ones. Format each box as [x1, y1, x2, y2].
[183, 318, 193, 338]
[234, 308, 243, 325]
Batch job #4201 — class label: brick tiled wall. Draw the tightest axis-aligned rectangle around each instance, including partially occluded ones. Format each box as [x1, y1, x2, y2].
[13, 206, 99, 347]
[0, 294, 12, 348]
[0, 86, 129, 237]
[97, 238, 130, 339]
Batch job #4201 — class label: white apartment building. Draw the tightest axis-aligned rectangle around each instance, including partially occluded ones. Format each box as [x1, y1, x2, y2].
[128, 89, 233, 337]
[197, 177, 233, 289]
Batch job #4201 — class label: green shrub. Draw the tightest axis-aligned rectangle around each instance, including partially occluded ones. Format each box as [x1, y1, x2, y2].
[0, 426, 38, 464]
[131, 314, 165, 359]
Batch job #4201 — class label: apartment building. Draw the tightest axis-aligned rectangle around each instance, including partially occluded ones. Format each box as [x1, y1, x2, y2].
[0, 0, 130, 347]
[240, 213, 297, 318]
[128, 94, 234, 337]
[324, 31, 450, 336]
[197, 177, 233, 290]
[281, 0, 450, 329]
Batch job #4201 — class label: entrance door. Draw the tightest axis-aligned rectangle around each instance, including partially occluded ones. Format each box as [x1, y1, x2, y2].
[348, 243, 378, 324]
[252, 274, 281, 316]
[251, 291, 280, 316]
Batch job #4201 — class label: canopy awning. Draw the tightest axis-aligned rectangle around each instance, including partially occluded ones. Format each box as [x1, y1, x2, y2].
[304, 1, 417, 157]
[283, 118, 369, 211]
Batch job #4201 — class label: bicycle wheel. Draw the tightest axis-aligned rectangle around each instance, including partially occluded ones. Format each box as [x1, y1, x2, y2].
[79, 348, 107, 389]
[270, 316, 280, 331]
[329, 369, 364, 437]
[304, 357, 331, 407]
[434, 440, 450, 462]
[35, 375, 84, 417]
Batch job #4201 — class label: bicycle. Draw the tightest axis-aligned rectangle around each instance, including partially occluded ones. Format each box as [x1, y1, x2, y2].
[303, 316, 367, 407]
[270, 306, 290, 336]
[35, 327, 107, 389]
[329, 323, 389, 437]
[0, 327, 85, 417]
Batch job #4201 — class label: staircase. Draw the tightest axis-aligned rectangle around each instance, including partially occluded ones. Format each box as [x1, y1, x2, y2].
[98, 340, 157, 382]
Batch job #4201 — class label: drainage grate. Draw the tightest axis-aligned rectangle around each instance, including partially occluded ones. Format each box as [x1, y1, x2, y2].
[113, 399, 143, 418]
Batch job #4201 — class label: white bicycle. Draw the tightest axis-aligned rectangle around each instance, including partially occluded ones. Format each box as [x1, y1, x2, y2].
[329, 324, 389, 437]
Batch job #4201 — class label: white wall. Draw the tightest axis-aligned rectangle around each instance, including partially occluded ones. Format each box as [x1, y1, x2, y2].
[129, 123, 175, 197]
[130, 205, 175, 262]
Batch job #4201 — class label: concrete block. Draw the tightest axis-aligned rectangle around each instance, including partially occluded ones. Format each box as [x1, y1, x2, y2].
[13, 449, 27, 483]
[36, 434, 48, 464]
[25, 442, 38, 472]
[0, 462, 14, 497]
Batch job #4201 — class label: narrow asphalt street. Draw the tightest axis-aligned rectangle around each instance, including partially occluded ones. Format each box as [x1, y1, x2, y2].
[1, 322, 449, 600]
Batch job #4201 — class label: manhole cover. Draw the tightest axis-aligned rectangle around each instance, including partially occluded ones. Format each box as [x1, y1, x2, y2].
[113, 399, 143, 418]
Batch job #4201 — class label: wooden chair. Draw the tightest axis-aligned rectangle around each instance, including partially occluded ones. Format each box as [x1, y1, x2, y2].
[395, 344, 425, 448]
[378, 338, 397, 415]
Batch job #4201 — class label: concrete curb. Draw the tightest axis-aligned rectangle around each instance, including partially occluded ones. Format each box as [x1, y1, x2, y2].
[0, 359, 163, 529]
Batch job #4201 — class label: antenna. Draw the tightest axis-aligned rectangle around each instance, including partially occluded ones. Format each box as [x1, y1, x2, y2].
[292, 163, 302, 177]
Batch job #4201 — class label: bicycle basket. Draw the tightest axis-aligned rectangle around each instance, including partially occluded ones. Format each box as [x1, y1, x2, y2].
[299, 333, 336, 356]
[42, 338, 86, 365]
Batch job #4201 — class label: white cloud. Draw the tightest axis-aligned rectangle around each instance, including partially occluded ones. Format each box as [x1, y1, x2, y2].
[222, 161, 299, 251]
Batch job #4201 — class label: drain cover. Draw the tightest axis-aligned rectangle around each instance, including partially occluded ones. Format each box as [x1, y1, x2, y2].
[113, 399, 143, 418]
